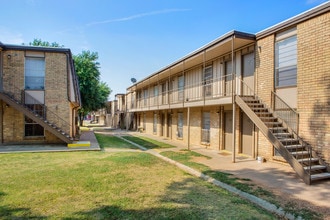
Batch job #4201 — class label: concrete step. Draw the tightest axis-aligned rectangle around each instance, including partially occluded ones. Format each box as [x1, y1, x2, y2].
[303, 165, 327, 171]
[311, 172, 330, 181]
[290, 151, 309, 156]
[297, 157, 319, 163]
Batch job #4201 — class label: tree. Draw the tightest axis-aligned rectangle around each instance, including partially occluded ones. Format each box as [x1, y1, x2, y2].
[25, 38, 64, 47]
[27, 39, 111, 124]
[73, 51, 111, 123]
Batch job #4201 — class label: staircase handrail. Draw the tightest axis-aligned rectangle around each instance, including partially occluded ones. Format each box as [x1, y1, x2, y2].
[23, 91, 71, 133]
[2, 84, 71, 135]
[271, 91, 299, 134]
[237, 80, 315, 181]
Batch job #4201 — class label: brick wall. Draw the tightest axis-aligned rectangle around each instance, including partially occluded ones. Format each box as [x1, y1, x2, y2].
[297, 12, 330, 163]
[1, 50, 71, 144]
[255, 35, 275, 161]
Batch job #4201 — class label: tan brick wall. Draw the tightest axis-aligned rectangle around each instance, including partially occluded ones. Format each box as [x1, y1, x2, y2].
[44, 52, 71, 134]
[1, 50, 72, 144]
[296, 12, 330, 163]
[255, 35, 275, 161]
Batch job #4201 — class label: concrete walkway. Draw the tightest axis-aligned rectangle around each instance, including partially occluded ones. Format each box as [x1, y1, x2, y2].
[106, 129, 330, 216]
[0, 131, 100, 153]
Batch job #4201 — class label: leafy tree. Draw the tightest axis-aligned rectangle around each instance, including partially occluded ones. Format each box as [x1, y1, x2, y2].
[73, 51, 111, 123]
[25, 38, 64, 47]
[27, 39, 111, 124]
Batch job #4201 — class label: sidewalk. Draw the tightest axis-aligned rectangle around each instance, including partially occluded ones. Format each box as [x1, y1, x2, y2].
[109, 129, 330, 213]
[0, 131, 100, 153]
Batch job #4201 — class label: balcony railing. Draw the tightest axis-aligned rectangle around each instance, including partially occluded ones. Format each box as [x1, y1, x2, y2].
[129, 74, 233, 110]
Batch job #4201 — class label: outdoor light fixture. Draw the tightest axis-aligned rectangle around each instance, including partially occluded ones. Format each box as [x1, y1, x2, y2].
[7, 54, 11, 59]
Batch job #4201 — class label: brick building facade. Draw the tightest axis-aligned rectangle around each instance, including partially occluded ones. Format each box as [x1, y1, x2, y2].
[0, 43, 81, 145]
[123, 2, 330, 184]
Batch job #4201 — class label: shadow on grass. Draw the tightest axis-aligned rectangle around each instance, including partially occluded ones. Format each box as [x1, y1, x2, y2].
[94, 133, 139, 150]
[69, 178, 275, 220]
[0, 192, 47, 219]
[121, 135, 176, 149]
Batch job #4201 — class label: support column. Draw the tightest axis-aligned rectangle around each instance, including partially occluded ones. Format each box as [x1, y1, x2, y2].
[231, 35, 236, 163]
[187, 107, 190, 150]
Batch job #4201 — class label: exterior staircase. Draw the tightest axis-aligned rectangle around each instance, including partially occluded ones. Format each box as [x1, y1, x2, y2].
[0, 90, 74, 144]
[236, 95, 330, 185]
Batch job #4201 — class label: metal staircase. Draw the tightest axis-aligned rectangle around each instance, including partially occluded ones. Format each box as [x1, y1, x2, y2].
[236, 94, 330, 185]
[0, 89, 74, 144]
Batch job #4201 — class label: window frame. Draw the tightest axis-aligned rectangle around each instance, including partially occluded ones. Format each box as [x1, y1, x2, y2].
[24, 56, 46, 90]
[274, 28, 297, 88]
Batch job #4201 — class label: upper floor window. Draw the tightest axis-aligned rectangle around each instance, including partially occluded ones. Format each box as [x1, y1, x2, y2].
[25, 57, 45, 90]
[275, 28, 297, 87]
[178, 75, 184, 101]
[204, 66, 213, 96]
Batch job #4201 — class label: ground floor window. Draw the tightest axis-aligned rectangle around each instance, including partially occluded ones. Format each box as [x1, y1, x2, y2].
[25, 104, 45, 137]
[202, 112, 210, 143]
[25, 116, 44, 136]
[177, 112, 183, 138]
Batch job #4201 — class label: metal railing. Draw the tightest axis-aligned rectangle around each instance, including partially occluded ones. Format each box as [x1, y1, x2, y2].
[271, 91, 299, 134]
[132, 74, 233, 109]
[2, 84, 71, 135]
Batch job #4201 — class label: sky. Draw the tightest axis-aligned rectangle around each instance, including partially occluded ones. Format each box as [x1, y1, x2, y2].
[0, 0, 328, 100]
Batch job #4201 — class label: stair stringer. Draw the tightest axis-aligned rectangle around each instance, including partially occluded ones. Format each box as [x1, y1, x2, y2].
[0, 93, 73, 144]
[235, 95, 311, 185]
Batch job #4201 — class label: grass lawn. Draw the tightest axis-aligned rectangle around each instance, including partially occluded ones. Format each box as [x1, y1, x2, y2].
[122, 135, 175, 149]
[0, 151, 276, 219]
[95, 133, 138, 149]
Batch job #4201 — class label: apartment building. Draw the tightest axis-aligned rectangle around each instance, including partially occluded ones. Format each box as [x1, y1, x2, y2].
[0, 43, 81, 145]
[125, 2, 330, 184]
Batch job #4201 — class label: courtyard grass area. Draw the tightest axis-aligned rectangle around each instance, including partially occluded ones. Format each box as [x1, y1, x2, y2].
[95, 133, 138, 149]
[0, 151, 276, 219]
[122, 135, 175, 149]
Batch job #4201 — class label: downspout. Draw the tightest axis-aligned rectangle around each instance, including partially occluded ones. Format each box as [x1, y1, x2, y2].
[232, 35, 236, 163]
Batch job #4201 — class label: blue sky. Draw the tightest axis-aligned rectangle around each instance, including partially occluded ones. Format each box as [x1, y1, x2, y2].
[0, 0, 328, 100]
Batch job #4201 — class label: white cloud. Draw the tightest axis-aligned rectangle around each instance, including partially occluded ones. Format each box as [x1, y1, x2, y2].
[0, 27, 24, 44]
[87, 8, 191, 26]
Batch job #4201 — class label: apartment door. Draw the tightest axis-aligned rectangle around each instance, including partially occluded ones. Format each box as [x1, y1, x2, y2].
[224, 111, 233, 151]
[167, 113, 172, 138]
[241, 112, 253, 155]
[161, 113, 165, 136]
[242, 53, 255, 95]
[225, 60, 232, 96]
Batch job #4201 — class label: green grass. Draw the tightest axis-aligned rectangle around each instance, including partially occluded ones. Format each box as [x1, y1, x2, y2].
[0, 151, 276, 219]
[122, 135, 175, 149]
[160, 150, 322, 220]
[95, 133, 138, 149]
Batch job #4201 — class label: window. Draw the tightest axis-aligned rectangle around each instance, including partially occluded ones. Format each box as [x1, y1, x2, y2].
[25, 57, 45, 90]
[143, 89, 148, 107]
[201, 112, 210, 143]
[178, 75, 184, 101]
[25, 104, 45, 136]
[275, 28, 297, 87]
[161, 82, 167, 104]
[204, 66, 213, 97]
[177, 112, 183, 138]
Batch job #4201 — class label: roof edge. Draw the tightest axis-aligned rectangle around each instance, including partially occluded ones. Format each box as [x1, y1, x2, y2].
[256, 1, 330, 39]
[1, 43, 72, 53]
[127, 30, 255, 89]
